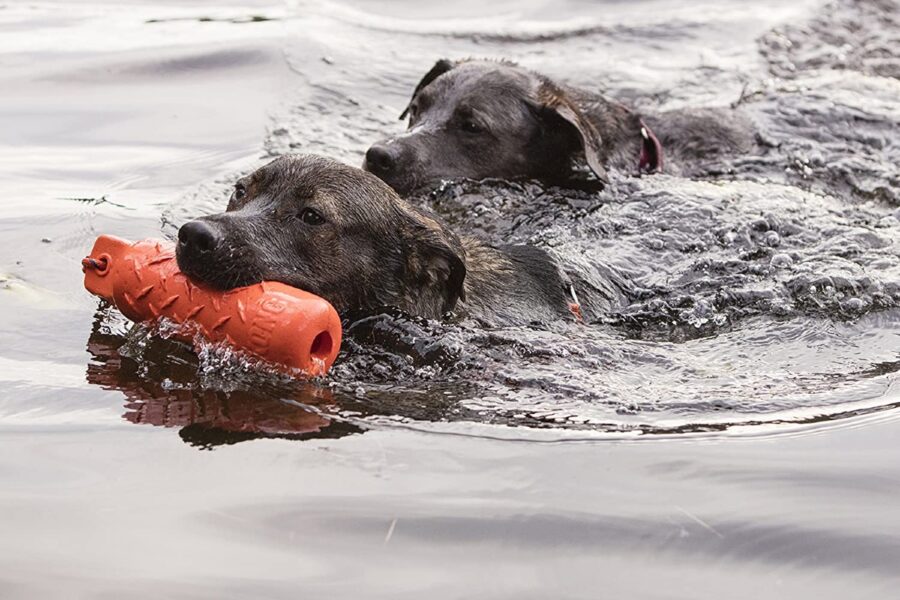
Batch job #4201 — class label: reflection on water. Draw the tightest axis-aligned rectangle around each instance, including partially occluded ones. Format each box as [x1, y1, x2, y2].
[84, 310, 361, 447]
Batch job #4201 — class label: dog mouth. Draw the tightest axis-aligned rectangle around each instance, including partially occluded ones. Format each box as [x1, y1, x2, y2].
[362, 154, 420, 196]
[365, 166, 417, 196]
[175, 240, 262, 291]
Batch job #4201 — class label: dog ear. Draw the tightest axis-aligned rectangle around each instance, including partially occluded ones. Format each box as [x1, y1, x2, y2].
[399, 59, 456, 120]
[402, 214, 467, 317]
[534, 85, 609, 185]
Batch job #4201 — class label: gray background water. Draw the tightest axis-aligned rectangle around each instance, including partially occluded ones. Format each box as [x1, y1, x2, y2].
[1, 0, 899, 597]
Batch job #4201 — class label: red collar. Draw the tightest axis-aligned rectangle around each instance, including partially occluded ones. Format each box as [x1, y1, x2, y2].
[567, 284, 584, 324]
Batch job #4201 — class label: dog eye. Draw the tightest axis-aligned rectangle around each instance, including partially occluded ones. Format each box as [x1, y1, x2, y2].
[233, 183, 247, 201]
[460, 120, 484, 134]
[299, 207, 325, 225]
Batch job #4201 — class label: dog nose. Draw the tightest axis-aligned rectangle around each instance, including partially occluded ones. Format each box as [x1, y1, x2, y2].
[364, 144, 396, 176]
[178, 220, 220, 253]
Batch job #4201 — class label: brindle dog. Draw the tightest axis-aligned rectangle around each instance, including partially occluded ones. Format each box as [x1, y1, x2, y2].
[176, 155, 621, 326]
[364, 59, 755, 195]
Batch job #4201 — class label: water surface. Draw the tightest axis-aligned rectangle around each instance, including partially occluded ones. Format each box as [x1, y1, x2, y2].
[1, 0, 899, 597]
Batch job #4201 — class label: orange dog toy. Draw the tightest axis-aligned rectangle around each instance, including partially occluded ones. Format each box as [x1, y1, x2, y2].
[82, 235, 342, 376]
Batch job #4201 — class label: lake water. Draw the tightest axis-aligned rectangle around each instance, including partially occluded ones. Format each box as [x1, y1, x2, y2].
[1, 0, 899, 597]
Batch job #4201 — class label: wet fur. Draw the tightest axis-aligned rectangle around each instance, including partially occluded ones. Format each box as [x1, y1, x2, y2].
[364, 59, 756, 194]
[176, 155, 609, 326]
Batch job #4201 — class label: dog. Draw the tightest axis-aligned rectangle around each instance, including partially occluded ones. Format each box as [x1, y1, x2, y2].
[363, 59, 755, 195]
[175, 155, 620, 327]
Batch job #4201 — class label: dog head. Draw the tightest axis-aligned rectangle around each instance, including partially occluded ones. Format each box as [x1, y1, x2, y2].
[176, 155, 466, 319]
[363, 59, 607, 195]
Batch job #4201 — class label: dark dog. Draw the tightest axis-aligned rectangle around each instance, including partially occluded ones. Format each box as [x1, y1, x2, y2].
[364, 59, 755, 194]
[176, 155, 617, 326]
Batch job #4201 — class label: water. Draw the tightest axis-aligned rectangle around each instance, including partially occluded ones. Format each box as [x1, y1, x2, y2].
[1, 0, 899, 597]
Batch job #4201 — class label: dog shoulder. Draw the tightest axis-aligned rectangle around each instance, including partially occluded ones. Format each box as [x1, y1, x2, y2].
[647, 107, 757, 162]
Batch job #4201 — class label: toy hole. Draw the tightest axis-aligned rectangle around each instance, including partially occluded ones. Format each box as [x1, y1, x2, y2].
[309, 331, 333, 361]
[83, 254, 111, 276]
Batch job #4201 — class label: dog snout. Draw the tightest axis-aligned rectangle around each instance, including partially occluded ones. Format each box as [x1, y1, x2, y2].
[178, 220, 221, 254]
[364, 144, 398, 177]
